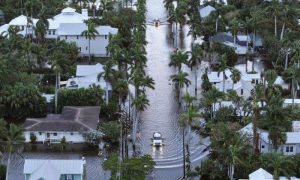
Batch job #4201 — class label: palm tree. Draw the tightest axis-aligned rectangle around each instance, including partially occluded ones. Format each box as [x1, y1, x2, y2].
[265, 96, 291, 151]
[218, 54, 228, 92]
[200, 87, 224, 118]
[182, 92, 196, 109]
[188, 44, 203, 96]
[261, 153, 296, 180]
[97, 62, 116, 105]
[280, 37, 293, 70]
[169, 50, 188, 73]
[81, 21, 99, 64]
[230, 68, 241, 89]
[170, 71, 191, 104]
[227, 135, 247, 180]
[180, 107, 202, 173]
[280, 5, 298, 40]
[169, 5, 186, 48]
[285, 65, 300, 105]
[228, 18, 243, 48]
[265, 0, 281, 38]
[1, 122, 25, 180]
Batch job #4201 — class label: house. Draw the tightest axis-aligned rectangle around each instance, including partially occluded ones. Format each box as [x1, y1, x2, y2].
[23, 106, 100, 144]
[24, 159, 85, 180]
[0, 7, 118, 57]
[241, 72, 262, 85]
[274, 76, 289, 90]
[199, 5, 216, 18]
[0, 15, 38, 37]
[207, 70, 232, 84]
[249, 168, 299, 180]
[57, 23, 117, 57]
[240, 121, 300, 155]
[283, 99, 300, 107]
[66, 63, 112, 101]
[211, 32, 263, 55]
[215, 79, 254, 99]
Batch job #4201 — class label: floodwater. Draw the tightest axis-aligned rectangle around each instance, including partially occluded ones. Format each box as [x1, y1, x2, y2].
[137, 0, 209, 179]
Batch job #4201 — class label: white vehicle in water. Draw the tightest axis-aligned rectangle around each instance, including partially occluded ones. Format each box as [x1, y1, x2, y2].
[152, 132, 163, 147]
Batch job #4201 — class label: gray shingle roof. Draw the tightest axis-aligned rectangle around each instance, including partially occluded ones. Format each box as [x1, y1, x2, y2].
[24, 106, 100, 132]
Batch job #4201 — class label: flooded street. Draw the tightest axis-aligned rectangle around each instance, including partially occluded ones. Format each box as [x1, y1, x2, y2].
[138, 0, 208, 179]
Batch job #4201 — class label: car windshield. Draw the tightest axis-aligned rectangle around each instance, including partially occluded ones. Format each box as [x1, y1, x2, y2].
[153, 136, 161, 140]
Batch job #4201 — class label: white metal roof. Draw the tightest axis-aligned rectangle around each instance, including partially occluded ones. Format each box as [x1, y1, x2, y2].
[260, 132, 300, 144]
[237, 35, 250, 42]
[57, 23, 118, 36]
[24, 159, 84, 179]
[249, 168, 273, 180]
[9, 15, 38, 26]
[207, 70, 232, 83]
[216, 79, 254, 92]
[199, 5, 216, 18]
[76, 63, 104, 76]
[284, 99, 300, 105]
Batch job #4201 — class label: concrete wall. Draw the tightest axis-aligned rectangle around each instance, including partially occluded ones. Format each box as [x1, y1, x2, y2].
[24, 131, 86, 143]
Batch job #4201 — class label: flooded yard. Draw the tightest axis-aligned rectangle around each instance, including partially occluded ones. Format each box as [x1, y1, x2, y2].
[3, 151, 110, 180]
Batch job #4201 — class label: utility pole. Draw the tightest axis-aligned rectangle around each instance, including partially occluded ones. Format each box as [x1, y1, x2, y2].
[182, 127, 186, 179]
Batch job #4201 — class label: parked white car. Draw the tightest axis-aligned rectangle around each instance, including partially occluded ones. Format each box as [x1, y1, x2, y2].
[152, 132, 163, 147]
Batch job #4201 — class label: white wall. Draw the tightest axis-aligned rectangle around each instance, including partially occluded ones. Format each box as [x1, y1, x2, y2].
[236, 87, 251, 100]
[60, 35, 109, 57]
[25, 131, 86, 143]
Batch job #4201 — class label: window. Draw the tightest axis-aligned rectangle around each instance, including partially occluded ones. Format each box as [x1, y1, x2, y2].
[70, 132, 74, 135]
[105, 35, 108, 39]
[53, 30, 55, 35]
[86, 46, 88, 50]
[286, 146, 294, 152]
[76, 35, 78, 39]
[67, 174, 73, 180]
[53, 133, 57, 136]
[261, 145, 265, 149]
[65, 35, 67, 39]
[79, 47, 81, 51]
[48, 31, 51, 35]
[241, 89, 244, 95]
[39, 132, 42, 135]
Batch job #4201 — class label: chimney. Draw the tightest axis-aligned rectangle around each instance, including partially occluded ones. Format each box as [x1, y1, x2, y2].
[81, 9, 88, 17]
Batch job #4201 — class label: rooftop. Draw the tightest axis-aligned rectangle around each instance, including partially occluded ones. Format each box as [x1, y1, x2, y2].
[199, 5, 216, 18]
[24, 106, 100, 132]
[24, 159, 84, 179]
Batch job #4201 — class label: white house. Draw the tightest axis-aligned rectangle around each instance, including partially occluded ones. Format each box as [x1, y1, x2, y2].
[216, 79, 254, 99]
[66, 63, 112, 102]
[0, 7, 118, 57]
[274, 76, 289, 90]
[23, 106, 100, 144]
[284, 99, 300, 107]
[240, 122, 300, 155]
[0, 15, 38, 37]
[199, 5, 216, 18]
[249, 168, 300, 180]
[24, 159, 85, 180]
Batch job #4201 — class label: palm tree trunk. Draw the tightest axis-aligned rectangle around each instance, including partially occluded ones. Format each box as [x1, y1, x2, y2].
[106, 81, 109, 105]
[246, 30, 249, 53]
[88, 38, 91, 65]
[292, 79, 295, 106]
[55, 71, 58, 113]
[175, 22, 178, 49]
[285, 52, 289, 70]
[253, 29, 256, 53]
[230, 164, 234, 180]
[182, 127, 186, 178]
[274, 15, 277, 38]
[280, 22, 285, 40]
[223, 71, 225, 92]
[194, 67, 197, 97]
[5, 152, 11, 180]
